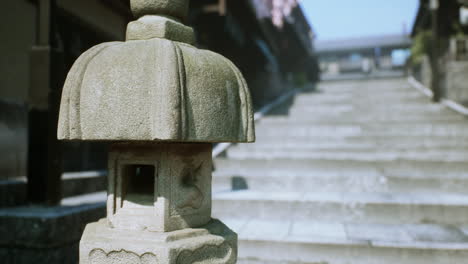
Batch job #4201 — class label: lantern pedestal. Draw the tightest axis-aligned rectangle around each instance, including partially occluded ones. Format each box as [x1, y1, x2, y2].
[80, 219, 237, 264]
[106, 143, 213, 233]
[77, 142, 238, 263]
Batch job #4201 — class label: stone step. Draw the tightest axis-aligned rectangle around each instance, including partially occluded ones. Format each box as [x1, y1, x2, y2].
[215, 157, 468, 176]
[302, 93, 423, 100]
[287, 109, 457, 118]
[214, 77, 468, 263]
[258, 114, 466, 123]
[289, 103, 450, 113]
[255, 122, 468, 131]
[61, 190, 107, 206]
[257, 117, 468, 125]
[215, 152, 468, 193]
[226, 149, 468, 162]
[0, 192, 106, 264]
[213, 167, 468, 194]
[236, 139, 468, 151]
[293, 92, 425, 99]
[316, 85, 417, 93]
[212, 190, 468, 225]
[254, 125, 468, 137]
[292, 94, 427, 105]
[305, 86, 420, 93]
[291, 99, 429, 108]
[251, 136, 468, 148]
[61, 171, 107, 197]
[289, 109, 457, 117]
[224, 219, 468, 264]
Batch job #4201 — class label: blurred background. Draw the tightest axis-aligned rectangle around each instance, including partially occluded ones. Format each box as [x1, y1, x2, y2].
[1, 0, 468, 263]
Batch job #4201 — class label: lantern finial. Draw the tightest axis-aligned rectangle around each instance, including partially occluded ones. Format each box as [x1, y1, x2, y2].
[130, 0, 189, 21]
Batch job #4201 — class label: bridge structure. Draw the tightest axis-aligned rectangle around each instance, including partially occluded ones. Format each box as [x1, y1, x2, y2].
[315, 34, 412, 76]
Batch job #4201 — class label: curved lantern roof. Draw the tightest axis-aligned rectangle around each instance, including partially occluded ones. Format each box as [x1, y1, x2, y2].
[58, 15, 255, 143]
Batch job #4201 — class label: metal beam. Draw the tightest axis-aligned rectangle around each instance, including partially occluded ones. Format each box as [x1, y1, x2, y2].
[202, 0, 227, 16]
[28, 0, 63, 205]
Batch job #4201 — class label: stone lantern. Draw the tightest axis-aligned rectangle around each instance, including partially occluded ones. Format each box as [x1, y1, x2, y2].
[57, 0, 255, 263]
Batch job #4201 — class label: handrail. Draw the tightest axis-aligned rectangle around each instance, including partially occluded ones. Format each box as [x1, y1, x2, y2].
[407, 76, 468, 116]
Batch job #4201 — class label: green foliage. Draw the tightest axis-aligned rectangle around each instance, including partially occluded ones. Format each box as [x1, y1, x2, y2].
[293, 72, 308, 87]
[410, 30, 432, 65]
[452, 22, 466, 38]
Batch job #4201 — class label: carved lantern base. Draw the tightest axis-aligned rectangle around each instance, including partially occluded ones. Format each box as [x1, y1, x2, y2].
[78, 143, 237, 263]
[80, 219, 237, 264]
[106, 143, 213, 233]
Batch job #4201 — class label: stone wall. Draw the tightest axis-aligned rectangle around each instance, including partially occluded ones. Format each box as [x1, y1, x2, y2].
[445, 61, 468, 106]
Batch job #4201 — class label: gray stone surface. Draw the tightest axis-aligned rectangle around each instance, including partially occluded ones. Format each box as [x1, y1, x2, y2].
[57, 0, 254, 143]
[130, 0, 189, 21]
[127, 16, 195, 44]
[0, 201, 105, 264]
[57, 1, 254, 263]
[80, 219, 237, 264]
[213, 190, 468, 225]
[212, 77, 468, 263]
[107, 143, 213, 232]
[446, 61, 468, 106]
[0, 203, 104, 248]
[232, 220, 468, 264]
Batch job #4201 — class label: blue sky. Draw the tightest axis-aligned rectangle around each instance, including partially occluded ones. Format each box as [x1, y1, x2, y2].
[301, 0, 420, 40]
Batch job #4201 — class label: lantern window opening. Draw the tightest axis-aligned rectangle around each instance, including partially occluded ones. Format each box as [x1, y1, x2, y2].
[122, 164, 156, 207]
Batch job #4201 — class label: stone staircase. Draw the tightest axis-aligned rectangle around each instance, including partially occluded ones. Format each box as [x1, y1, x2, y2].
[212, 78, 468, 264]
[3, 77, 468, 263]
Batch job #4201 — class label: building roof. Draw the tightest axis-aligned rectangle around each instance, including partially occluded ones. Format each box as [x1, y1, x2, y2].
[315, 34, 412, 54]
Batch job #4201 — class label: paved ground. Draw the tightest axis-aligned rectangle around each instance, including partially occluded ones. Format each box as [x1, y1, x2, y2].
[212, 77, 468, 264]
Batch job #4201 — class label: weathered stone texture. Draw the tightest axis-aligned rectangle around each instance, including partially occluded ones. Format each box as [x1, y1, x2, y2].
[80, 219, 237, 264]
[420, 55, 432, 89]
[127, 16, 195, 44]
[57, 0, 255, 143]
[446, 61, 468, 106]
[212, 78, 468, 264]
[57, 1, 253, 263]
[107, 143, 212, 232]
[130, 0, 189, 20]
[58, 37, 254, 143]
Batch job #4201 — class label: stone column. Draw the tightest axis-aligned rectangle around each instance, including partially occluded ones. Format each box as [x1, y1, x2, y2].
[56, 0, 255, 263]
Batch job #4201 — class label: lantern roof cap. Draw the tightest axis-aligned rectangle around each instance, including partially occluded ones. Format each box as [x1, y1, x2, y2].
[131, 0, 189, 21]
[57, 1, 255, 143]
